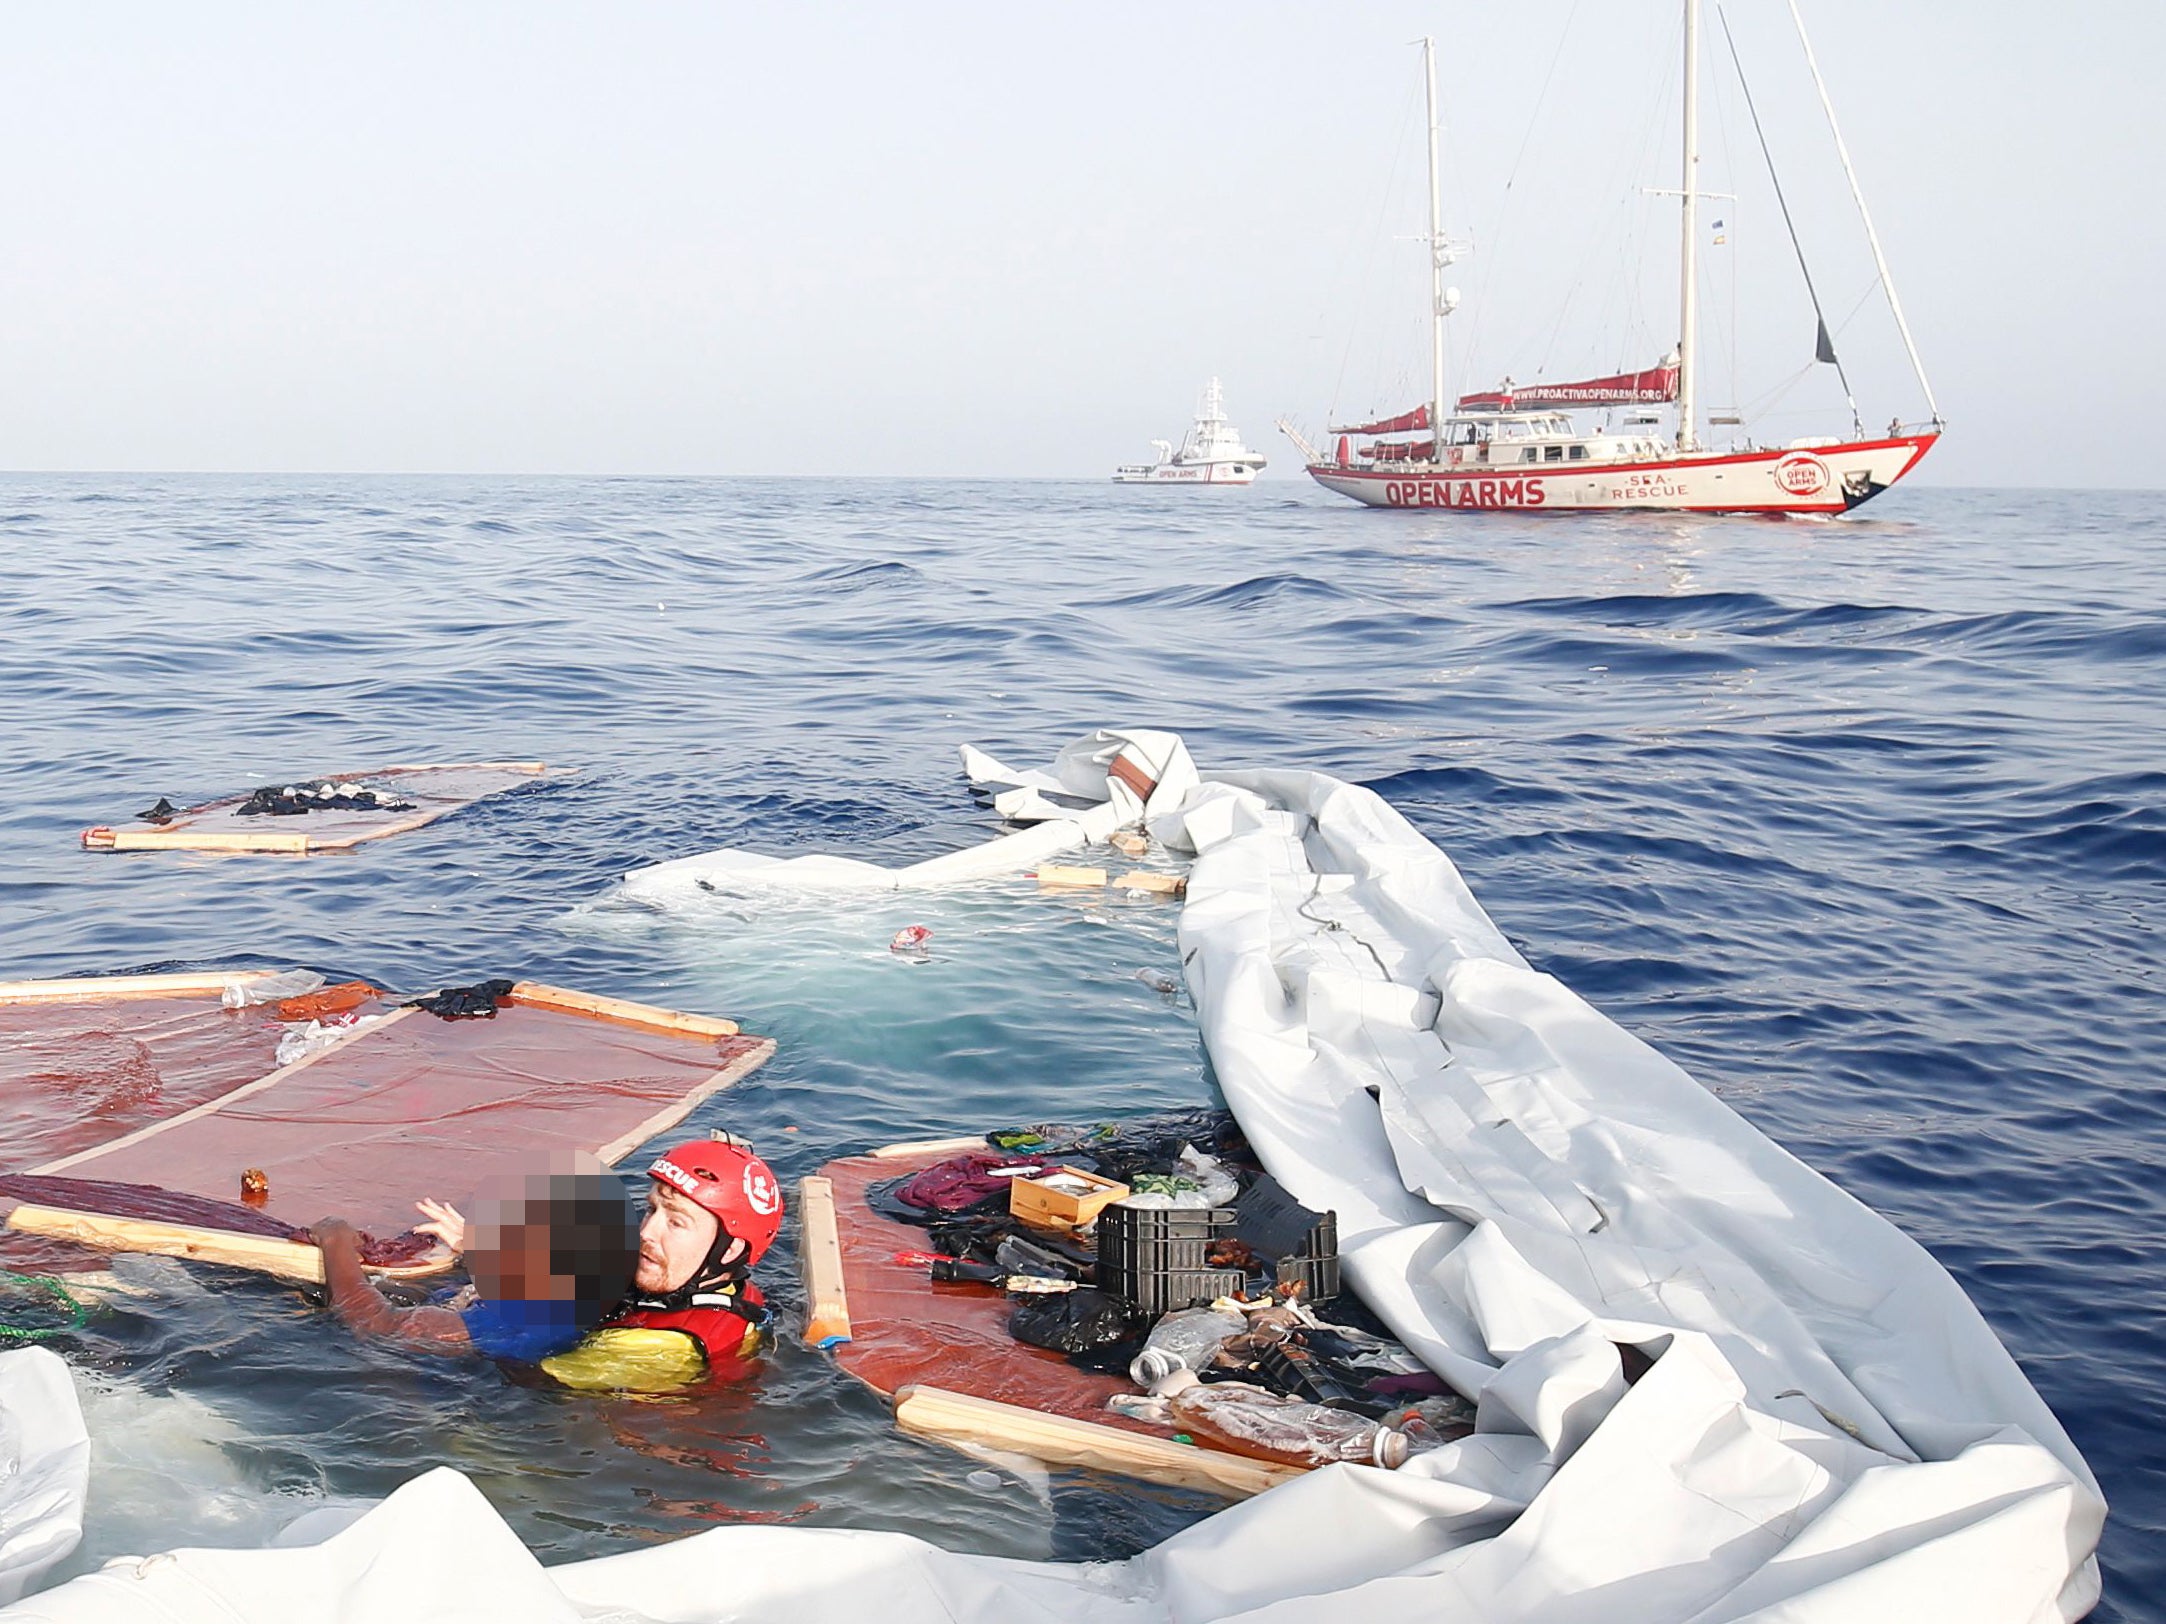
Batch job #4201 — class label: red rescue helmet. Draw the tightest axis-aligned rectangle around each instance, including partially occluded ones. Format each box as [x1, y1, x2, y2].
[647, 1136, 785, 1268]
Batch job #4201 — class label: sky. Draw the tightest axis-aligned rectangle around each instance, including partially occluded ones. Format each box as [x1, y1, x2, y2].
[2, 2, 2158, 486]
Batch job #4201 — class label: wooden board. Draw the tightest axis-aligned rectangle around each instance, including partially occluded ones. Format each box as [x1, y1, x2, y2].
[509, 981, 738, 1039]
[3, 974, 772, 1252]
[2, 1203, 452, 1284]
[0, 971, 280, 1004]
[0, 984, 292, 1174]
[894, 1384, 1301, 1499]
[81, 762, 555, 854]
[815, 1143, 1310, 1501]
[797, 1176, 852, 1349]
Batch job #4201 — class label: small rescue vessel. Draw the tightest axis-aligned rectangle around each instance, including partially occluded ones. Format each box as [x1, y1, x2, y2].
[1114, 378, 1267, 485]
[1285, 9, 1941, 515]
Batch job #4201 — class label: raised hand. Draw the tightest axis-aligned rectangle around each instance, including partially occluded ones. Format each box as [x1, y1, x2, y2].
[414, 1198, 468, 1254]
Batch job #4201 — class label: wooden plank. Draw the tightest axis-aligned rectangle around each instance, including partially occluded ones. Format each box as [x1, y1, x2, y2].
[300, 807, 461, 851]
[867, 1134, 989, 1161]
[591, 1038, 776, 1167]
[3, 1204, 452, 1283]
[0, 970, 280, 1004]
[1033, 864, 1108, 889]
[81, 763, 556, 855]
[797, 1176, 852, 1348]
[90, 828, 313, 854]
[507, 981, 739, 1039]
[8, 1204, 325, 1281]
[892, 1384, 1304, 1500]
[26, 1007, 420, 1176]
[1113, 870, 1187, 897]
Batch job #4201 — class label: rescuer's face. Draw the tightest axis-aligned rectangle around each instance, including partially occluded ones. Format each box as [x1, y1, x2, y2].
[636, 1180, 722, 1294]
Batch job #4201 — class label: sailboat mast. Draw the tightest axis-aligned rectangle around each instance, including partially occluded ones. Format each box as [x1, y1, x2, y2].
[1424, 37, 1447, 463]
[1787, 0, 1941, 427]
[1676, 0, 1701, 453]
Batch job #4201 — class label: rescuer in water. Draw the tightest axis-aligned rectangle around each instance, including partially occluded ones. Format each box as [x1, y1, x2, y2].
[316, 1135, 783, 1389]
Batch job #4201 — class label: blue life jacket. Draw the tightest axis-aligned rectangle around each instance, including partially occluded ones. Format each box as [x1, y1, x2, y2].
[458, 1297, 589, 1363]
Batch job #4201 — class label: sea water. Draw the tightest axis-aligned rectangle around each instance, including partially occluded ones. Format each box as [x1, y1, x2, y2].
[0, 475, 2159, 1616]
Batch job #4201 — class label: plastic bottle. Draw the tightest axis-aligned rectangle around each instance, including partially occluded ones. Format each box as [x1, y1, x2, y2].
[1383, 1396, 1475, 1450]
[1155, 1370, 1408, 1469]
[1128, 1305, 1251, 1388]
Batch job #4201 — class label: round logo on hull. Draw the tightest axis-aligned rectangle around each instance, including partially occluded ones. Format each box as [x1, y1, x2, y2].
[1774, 454, 1832, 496]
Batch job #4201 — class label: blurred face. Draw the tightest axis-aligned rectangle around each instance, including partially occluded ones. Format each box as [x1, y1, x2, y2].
[636, 1180, 733, 1293]
[466, 1213, 569, 1303]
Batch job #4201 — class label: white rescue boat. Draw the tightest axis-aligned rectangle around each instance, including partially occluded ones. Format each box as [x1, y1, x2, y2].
[1114, 378, 1267, 485]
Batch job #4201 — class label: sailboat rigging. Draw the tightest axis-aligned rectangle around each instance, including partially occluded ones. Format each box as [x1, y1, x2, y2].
[1283, 2, 1940, 515]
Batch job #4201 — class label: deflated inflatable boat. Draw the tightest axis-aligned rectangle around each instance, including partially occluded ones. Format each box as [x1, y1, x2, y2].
[0, 730, 2103, 1622]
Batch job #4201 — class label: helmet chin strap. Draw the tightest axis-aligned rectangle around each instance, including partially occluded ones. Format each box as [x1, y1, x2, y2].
[641, 1226, 747, 1312]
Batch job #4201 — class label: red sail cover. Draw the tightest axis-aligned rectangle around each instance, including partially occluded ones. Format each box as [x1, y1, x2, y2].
[1329, 403, 1430, 436]
[1457, 359, 1680, 411]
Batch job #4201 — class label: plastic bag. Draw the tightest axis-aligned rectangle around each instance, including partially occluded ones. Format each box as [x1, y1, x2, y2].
[221, 970, 326, 1009]
[1008, 1288, 1146, 1354]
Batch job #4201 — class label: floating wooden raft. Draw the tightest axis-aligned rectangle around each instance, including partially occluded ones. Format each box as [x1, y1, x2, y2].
[799, 1141, 1304, 1500]
[81, 761, 556, 854]
[0, 971, 773, 1273]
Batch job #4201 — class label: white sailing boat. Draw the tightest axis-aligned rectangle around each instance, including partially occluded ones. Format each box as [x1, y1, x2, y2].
[1113, 378, 1268, 484]
[1283, 4, 1940, 515]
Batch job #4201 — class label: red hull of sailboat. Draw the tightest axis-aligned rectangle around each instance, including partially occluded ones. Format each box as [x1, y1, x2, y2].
[1306, 432, 1937, 515]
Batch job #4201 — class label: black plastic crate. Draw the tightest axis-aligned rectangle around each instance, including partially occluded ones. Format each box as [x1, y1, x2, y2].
[1237, 1175, 1340, 1305]
[1116, 1266, 1250, 1316]
[1095, 1203, 1240, 1313]
[1274, 1244, 1340, 1304]
[1098, 1181, 1341, 1310]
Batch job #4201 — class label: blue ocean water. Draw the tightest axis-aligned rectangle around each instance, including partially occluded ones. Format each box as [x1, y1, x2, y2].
[0, 475, 2159, 1615]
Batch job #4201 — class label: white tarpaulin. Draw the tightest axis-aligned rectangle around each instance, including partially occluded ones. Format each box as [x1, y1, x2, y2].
[1, 733, 2103, 1622]
[0, 1350, 88, 1608]
[618, 728, 1200, 898]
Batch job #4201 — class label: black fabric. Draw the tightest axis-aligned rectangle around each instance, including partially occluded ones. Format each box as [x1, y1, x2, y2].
[235, 782, 416, 818]
[920, 1213, 1096, 1273]
[927, 1259, 1004, 1285]
[403, 978, 517, 1019]
[1007, 1288, 1146, 1354]
[983, 1108, 1252, 1187]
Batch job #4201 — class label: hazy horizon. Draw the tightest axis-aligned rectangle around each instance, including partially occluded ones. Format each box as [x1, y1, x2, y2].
[3, 3, 2156, 489]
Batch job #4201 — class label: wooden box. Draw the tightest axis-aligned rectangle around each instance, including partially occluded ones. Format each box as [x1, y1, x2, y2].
[1009, 1165, 1130, 1232]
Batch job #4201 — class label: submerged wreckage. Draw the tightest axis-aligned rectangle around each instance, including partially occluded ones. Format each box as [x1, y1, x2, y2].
[1, 729, 2104, 1622]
